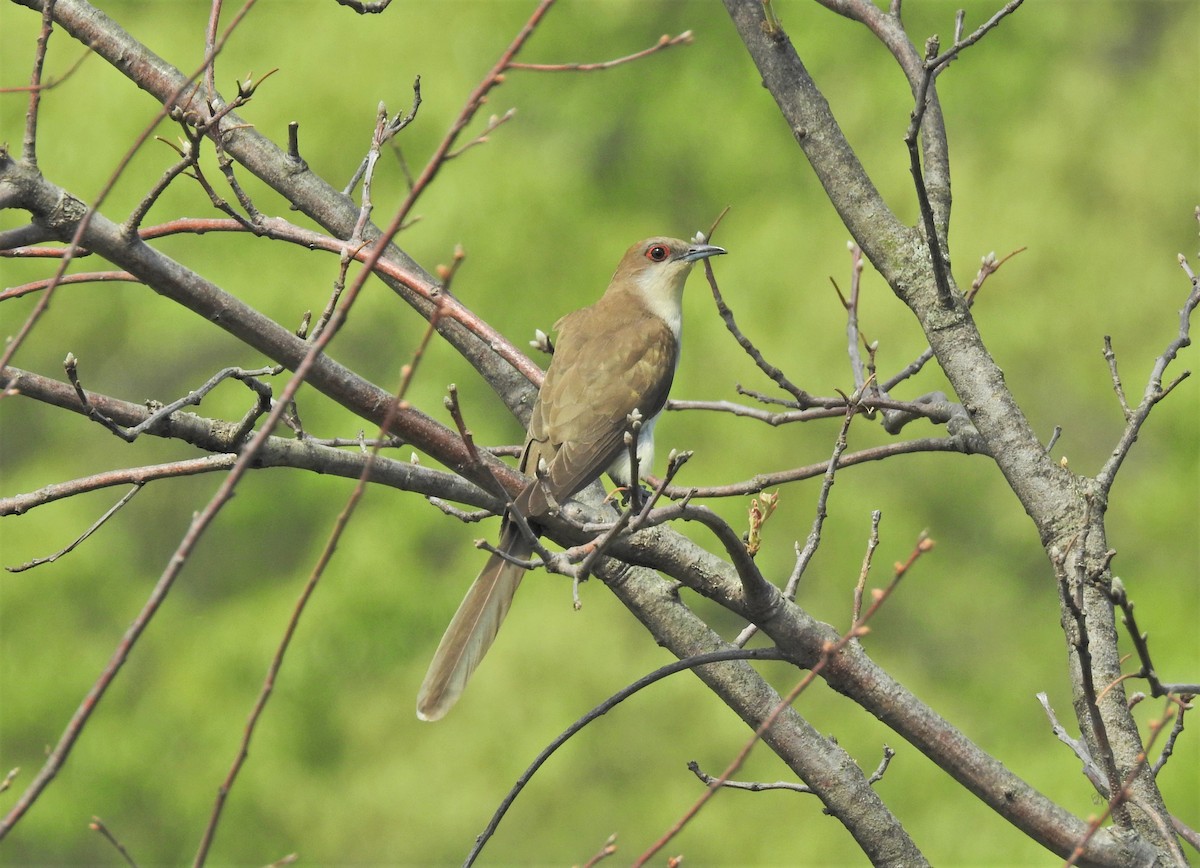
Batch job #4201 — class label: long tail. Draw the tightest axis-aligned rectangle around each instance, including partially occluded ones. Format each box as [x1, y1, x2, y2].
[416, 525, 533, 721]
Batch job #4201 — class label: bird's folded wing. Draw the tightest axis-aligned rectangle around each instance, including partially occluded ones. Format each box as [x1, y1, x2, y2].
[525, 304, 677, 511]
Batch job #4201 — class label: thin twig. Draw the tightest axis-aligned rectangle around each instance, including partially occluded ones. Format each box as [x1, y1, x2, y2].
[66, 358, 279, 443]
[0, 0, 262, 376]
[464, 648, 786, 866]
[570, 449, 694, 588]
[903, 35, 955, 308]
[6, 485, 143, 572]
[1152, 697, 1191, 777]
[1064, 699, 1179, 867]
[735, 391, 860, 646]
[89, 816, 139, 868]
[193, 312, 443, 867]
[344, 76, 422, 197]
[1101, 336, 1132, 420]
[1036, 692, 1109, 796]
[851, 510, 883, 628]
[0, 768, 19, 794]
[390, 0, 557, 230]
[21, 0, 56, 165]
[924, 1, 1027, 72]
[834, 243, 870, 390]
[1096, 252, 1200, 492]
[1108, 578, 1200, 698]
[1, 457, 237, 517]
[578, 834, 619, 868]
[687, 744, 894, 794]
[702, 256, 812, 405]
[880, 247, 1024, 391]
[509, 31, 693, 71]
[671, 391, 961, 427]
[661, 435, 979, 499]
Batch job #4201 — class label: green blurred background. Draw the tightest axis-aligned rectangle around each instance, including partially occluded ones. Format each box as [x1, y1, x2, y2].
[1, 1, 1197, 864]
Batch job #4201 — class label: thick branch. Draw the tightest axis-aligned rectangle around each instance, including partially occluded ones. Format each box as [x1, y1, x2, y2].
[595, 560, 927, 867]
[719, 5, 1179, 854]
[0, 156, 520, 501]
[0, 367, 498, 514]
[608, 522, 1155, 868]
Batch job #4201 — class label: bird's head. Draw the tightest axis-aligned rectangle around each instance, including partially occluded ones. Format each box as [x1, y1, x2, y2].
[611, 236, 726, 335]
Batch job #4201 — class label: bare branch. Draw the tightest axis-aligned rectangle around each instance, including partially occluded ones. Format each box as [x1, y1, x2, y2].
[662, 436, 981, 499]
[193, 312, 444, 867]
[1152, 698, 1191, 777]
[701, 252, 812, 406]
[851, 510, 883, 628]
[1064, 699, 1183, 867]
[1036, 692, 1110, 797]
[1108, 578, 1200, 699]
[687, 745, 894, 794]
[5, 484, 144, 572]
[344, 76, 423, 197]
[65, 358, 278, 444]
[88, 817, 139, 868]
[735, 394, 858, 647]
[1096, 253, 1200, 492]
[0, 367, 492, 512]
[508, 31, 694, 71]
[465, 647, 787, 866]
[0, 0, 262, 373]
[636, 531, 934, 866]
[924, 1, 1027, 73]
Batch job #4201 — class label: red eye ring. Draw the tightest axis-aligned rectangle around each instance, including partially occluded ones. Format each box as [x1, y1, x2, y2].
[645, 244, 670, 262]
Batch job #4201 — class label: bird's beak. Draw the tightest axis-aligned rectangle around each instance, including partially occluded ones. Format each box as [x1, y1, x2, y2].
[680, 243, 727, 263]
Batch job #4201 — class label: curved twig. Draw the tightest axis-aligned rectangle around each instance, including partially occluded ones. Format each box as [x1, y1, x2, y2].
[464, 647, 787, 867]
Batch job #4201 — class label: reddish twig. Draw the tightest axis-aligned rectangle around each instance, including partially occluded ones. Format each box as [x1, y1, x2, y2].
[508, 31, 693, 71]
[390, 0, 557, 230]
[1063, 699, 1180, 867]
[193, 311, 443, 866]
[89, 816, 138, 868]
[0, 271, 140, 301]
[0, 0, 262, 375]
[1, 456, 236, 517]
[0, 47, 92, 97]
[577, 834, 619, 868]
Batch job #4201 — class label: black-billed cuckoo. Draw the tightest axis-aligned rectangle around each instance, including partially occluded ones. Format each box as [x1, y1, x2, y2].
[416, 236, 726, 721]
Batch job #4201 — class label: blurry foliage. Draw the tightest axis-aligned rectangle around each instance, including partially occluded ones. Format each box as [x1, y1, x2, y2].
[0, 0, 1197, 864]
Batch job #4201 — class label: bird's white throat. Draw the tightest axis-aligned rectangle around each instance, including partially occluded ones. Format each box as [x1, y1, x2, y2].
[633, 266, 689, 341]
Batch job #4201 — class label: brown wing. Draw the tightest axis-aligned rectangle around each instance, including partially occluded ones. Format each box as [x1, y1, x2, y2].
[519, 296, 677, 517]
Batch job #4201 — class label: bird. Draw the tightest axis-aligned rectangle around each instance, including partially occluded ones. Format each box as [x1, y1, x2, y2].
[416, 235, 727, 721]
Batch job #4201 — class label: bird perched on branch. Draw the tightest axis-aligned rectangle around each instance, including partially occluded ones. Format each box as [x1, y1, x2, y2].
[416, 235, 726, 721]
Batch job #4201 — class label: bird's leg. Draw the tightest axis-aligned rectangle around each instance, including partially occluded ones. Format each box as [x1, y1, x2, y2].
[623, 411, 645, 512]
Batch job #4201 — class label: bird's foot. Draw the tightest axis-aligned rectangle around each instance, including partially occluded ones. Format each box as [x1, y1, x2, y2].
[606, 483, 651, 511]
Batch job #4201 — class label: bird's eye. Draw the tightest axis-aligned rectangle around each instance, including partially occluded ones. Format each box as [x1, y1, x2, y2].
[645, 244, 670, 262]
